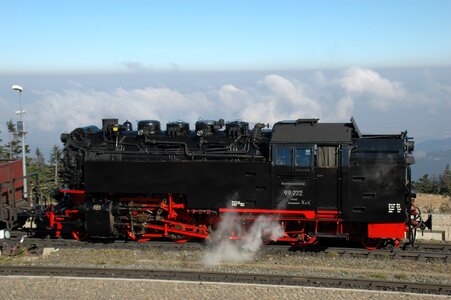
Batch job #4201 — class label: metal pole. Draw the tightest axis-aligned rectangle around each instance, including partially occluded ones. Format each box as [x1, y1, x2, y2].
[16, 89, 27, 198]
[21, 109, 27, 198]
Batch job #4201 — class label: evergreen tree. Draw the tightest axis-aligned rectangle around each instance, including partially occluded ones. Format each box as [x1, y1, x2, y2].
[4, 119, 29, 159]
[35, 148, 45, 168]
[6, 120, 20, 159]
[414, 165, 451, 196]
[49, 145, 62, 184]
[414, 174, 434, 193]
[0, 128, 5, 160]
[439, 164, 451, 196]
[28, 147, 53, 203]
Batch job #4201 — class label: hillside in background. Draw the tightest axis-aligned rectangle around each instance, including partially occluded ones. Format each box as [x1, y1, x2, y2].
[415, 193, 450, 214]
[412, 137, 451, 181]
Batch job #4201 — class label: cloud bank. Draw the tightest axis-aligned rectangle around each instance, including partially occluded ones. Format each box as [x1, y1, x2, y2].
[339, 66, 408, 110]
[1, 66, 450, 154]
[19, 66, 421, 133]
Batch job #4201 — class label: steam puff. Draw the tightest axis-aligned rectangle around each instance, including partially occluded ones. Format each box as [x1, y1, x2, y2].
[202, 214, 284, 266]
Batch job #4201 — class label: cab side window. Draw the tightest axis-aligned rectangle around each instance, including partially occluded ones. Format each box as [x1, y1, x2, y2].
[317, 146, 338, 168]
[295, 148, 313, 167]
[275, 147, 292, 166]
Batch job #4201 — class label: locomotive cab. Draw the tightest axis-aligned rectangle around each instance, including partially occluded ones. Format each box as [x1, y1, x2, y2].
[270, 119, 353, 212]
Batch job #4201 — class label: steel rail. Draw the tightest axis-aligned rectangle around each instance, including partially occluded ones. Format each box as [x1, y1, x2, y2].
[4, 232, 450, 260]
[13, 237, 451, 261]
[320, 247, 450, 262]
[16, 236, 450, 250]
[0, 265, 449, 295]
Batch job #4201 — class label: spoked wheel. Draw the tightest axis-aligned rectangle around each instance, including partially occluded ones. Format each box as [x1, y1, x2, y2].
[169, 212, 196, 244]
[72, 226, 88, 241]
[127, 230, 152, 243]
[361, 236, 382, 250]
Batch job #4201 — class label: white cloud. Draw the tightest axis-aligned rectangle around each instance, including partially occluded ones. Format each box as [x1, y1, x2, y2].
[21, 68, 412, 135]
[9, 66, 448, 148]
[433, 82, 451, 109]
[340, 66, 407, 110]
[335, 96, 354, 121]
[313, 71, 327, 86]
[257, 74, 323, 122]
[29, 87, 206, 132]
[217, 84, 251, 117]
[27, 74, 328, 132]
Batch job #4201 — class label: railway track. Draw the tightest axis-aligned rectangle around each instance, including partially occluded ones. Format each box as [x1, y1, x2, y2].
[9, 237, 451, 262]
[0, 265, 449, 295]
[314, 245, 451, 262]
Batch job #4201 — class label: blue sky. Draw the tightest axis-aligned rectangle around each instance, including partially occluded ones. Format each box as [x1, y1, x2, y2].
[0, 1, 450, 170]
[1, 0, 450, 72]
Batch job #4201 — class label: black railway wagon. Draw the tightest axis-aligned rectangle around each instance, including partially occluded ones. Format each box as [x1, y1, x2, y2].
[47, 117, 421, 248]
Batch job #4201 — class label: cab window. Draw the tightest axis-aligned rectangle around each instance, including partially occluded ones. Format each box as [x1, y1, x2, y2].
[295, 148, 313, 167]
[275, 147, 292, 166]
[317, 146, 338, 168]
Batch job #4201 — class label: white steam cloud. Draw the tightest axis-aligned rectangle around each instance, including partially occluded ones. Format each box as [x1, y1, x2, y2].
[202, 213, 284, 266]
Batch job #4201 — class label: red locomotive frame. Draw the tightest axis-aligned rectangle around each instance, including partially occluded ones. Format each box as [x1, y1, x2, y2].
[46, 190, 407, 249]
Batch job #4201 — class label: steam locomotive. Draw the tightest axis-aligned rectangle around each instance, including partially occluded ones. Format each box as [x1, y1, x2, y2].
[47, 117, 423, 249]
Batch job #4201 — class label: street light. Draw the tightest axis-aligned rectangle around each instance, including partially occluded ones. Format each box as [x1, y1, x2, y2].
[12, 84, 27, 199]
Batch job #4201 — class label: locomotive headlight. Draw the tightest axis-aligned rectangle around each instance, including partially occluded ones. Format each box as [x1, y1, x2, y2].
[113, 126, 119, 132]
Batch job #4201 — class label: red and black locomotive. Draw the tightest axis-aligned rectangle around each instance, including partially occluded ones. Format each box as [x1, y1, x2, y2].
[46, 117, 423, 249]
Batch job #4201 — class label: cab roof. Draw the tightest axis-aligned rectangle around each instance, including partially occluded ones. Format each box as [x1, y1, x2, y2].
[270, 118, 356, 143]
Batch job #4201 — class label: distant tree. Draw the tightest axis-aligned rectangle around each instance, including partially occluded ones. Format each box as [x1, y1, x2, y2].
[28, 147, 54, 204]
[415, 165, 451, 196]
[6, 120, 20, 159]
[4, 119, 29, 159]
[29, 147, 48, 178]
[0, 128, 5, 160]
[35, 148, 45, 168]
[414, 174, 435, 193]
[439, 164, 451, 196]
[49, 145, 62, 184]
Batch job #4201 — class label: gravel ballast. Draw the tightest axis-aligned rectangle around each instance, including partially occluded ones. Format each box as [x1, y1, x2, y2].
[0, 245, 449, 285]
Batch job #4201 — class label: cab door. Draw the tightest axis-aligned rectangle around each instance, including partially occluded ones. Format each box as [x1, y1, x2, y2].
[315, 145, 339, 210]
[271, 144, 315, 210]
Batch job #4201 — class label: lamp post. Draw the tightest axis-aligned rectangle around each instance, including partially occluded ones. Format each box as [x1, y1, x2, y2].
[12, 84, 27, 199]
